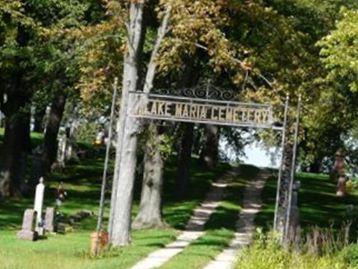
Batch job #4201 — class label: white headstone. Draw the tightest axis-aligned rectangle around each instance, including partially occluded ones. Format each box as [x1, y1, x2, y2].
[57, 133, 67, 167]
[34, 177, 45, 228]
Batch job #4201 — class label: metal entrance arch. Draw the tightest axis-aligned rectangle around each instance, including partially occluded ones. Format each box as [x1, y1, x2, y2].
[129, 83, 301, 242]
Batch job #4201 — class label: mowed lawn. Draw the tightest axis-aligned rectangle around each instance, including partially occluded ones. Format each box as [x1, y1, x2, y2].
[256, 171, 358, 237]
[0, 129, 233, 269]
[236, 172, 358, 269]
[1, 129, 357, 268]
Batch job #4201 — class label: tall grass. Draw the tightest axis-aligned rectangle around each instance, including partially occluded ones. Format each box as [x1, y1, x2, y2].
[300, 223, 352, 255]
[235, 229, 358, 269]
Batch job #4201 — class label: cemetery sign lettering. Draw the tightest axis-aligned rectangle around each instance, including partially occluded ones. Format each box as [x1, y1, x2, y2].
[130, 93, 274, 128]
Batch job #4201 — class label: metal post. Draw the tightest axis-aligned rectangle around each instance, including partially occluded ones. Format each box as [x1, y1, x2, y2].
[94, 78, 118, 255]
[284, 94, 301, 242]
[273, 94, 289, 231]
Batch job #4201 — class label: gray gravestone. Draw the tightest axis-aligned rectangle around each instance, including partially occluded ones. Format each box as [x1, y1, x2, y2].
[44, 207, 55, 232]
[17, 209, 38, 241]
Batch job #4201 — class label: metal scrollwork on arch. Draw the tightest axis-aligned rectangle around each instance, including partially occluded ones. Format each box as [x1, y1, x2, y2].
[151, 83, 237, 101]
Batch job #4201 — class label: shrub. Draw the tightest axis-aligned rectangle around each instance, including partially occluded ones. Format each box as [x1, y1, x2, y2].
[76, 122, 101, 144]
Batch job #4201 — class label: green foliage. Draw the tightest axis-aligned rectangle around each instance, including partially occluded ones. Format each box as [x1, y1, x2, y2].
[297, 5, 358, 169]
[2, 0, 356, 172]
[318, 8, 358, 93]
[0, 0, 105, 118]
[75, 121, 101, 144]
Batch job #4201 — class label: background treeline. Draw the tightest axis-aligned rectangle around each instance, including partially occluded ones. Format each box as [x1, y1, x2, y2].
[0, 0, 357, 204]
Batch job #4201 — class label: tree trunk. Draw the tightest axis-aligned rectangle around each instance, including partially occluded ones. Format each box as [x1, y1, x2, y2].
[132, 124, 165, 229]
[309, 157, 322, 173]
[199, 125, 219, 170]
[41, 92, 66, 174]
[33, 106, 46, 133]
[0, 111, 4, 128]
[192, 125, 202, 155]
[175, 123, 194, 199]
[108, 3, 145, 247]
[108, 3, 171, 246]
[108, 2, 172, 246]
[0, 101, 31, 199]
[0, 24, 31, 199]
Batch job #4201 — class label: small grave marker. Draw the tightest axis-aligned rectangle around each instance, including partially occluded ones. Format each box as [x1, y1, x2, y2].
[17, 209, 38, 241]
[44, 207, 55, 232]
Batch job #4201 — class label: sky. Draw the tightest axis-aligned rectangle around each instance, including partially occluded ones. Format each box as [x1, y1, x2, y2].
[242, 142, 281, 168]
[220, 135, 281, 169]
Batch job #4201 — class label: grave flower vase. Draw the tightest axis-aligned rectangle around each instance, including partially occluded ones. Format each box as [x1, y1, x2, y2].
[90, 231, 109, 255]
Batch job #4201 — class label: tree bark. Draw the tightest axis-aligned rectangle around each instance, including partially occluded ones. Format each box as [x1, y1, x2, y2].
[41, 92, 66, 174]
[309, 157, 322, 173]
[132, 124, 165, 229]
[0, 99, 31, 199]
[175, 123, 194, 199]
[199, 125, 219, 170]
[108, 2, 145, 246]
[0, 24, 32, 199]
[33, 106, 46, 133]
[108, 3, 171, 246]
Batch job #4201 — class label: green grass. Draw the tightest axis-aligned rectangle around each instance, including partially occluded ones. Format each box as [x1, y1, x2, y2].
[160, 229, 234, 269]
[238, 169, 358, 269]
[0, 229, 178, 269]
[0, 130, 232, 269]
[255, 171, 358, 237]
[298, 172, 358, 230]
[2, 129, 357, 268]
[0, 156, 105, 230]
[0, 128, 43, 148]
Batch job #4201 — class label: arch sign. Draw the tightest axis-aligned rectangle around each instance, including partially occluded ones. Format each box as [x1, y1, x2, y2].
[129, 89, 280, 130]
[128, 84, 301, 243]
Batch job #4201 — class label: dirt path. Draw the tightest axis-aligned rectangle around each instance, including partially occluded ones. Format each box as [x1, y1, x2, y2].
[130, 173, 233, 269]
[203, 170, 269, 269]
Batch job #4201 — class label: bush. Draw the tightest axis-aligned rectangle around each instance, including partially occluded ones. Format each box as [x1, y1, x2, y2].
[346, 179, 358, 193]
[76, 122, 101, 144]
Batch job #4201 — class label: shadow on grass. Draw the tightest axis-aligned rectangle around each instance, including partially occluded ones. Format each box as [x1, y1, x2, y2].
[158, 170, 250, 269]
[236, 164, 261, 180]
[255, 171, 358, 239]
[0, 155, 105, 230]
[161, 159, 231, 230]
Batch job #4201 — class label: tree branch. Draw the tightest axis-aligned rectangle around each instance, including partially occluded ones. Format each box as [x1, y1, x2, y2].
[143, 5, 172, 94]
[194, 43, 273, 89]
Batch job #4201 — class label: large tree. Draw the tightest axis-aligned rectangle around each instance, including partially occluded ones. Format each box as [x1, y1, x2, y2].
[0, 1, 38, 198]
[108, 1, 172, 246]
[0, 0, 105, 197]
